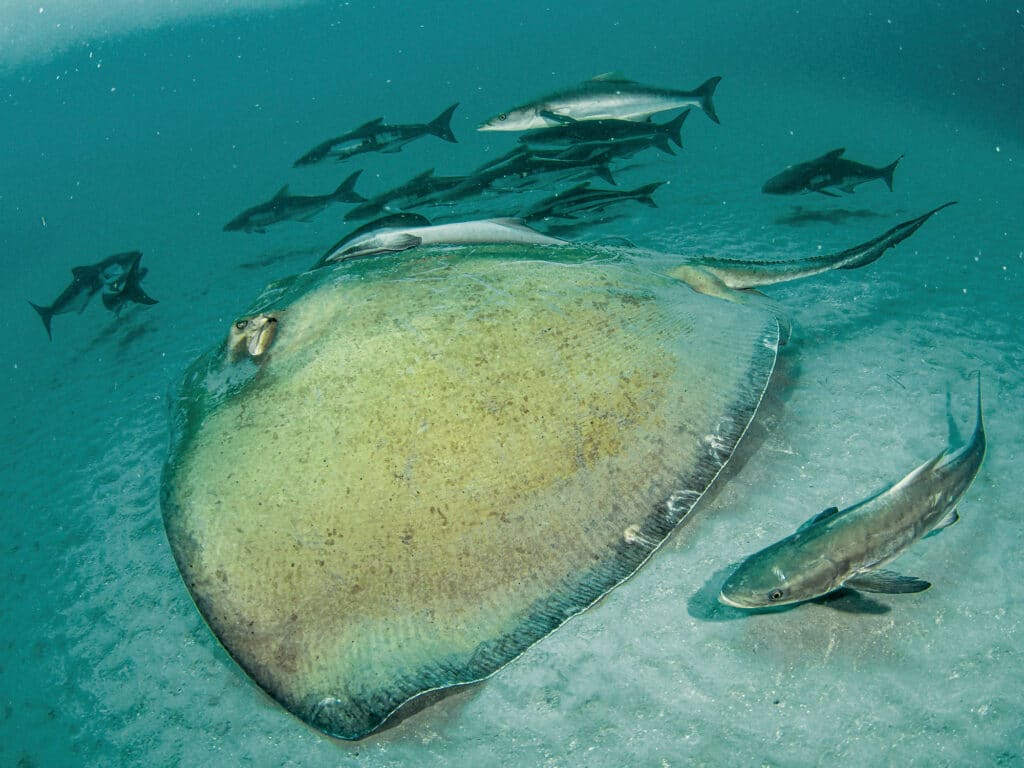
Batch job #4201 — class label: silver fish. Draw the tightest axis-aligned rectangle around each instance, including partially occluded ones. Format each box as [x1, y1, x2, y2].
[478, 73, 721, 131]
[314, 215, 566, 267]
[719, 375, 986, 609]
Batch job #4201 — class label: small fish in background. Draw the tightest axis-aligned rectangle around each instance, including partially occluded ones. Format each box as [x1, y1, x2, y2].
[293, 103, 459, 167]
[28, 250, 158, 340]
[518, 109, 690, 155]
[719, 375, 986, 610]
[479, 73, 721, 130]
[761, 147, 902, 197]
[223, 171, 365, 233]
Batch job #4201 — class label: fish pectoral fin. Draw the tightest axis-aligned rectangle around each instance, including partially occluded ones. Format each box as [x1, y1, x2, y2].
[845, 569, 931, 594]
[539, 110, 576, 125]
[814, 188, 842, 198]
[925, 508, 960, 537]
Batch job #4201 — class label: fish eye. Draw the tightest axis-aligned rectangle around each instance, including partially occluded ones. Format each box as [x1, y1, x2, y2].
[498, 113, 508, 121]
[768, 589, 784, 601]
[235, 320, 249, 330]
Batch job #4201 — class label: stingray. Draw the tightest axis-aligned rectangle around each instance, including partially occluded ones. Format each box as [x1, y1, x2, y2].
[161, 205, 952, 740]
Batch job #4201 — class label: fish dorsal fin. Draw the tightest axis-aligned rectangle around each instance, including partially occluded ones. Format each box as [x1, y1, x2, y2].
[797, 505, 842, 532]
[819, 148, 846, 161]
[273, 185, 290, 199]
[589, 72, 635, 83]
[356, 117, 385, 131]
[845, 569, 931, 594]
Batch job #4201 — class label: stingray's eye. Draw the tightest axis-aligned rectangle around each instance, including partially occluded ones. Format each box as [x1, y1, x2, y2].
[235, 320, 249, 331]
[497, 112, 508, 121]
[768, 589, 784, 602]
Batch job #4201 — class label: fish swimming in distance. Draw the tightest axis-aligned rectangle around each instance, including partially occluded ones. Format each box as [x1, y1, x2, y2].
[719, 375, 986, 610]
[519, 109, 690, 155]
[293, 104, 459, 167]
[479, 73, 721, 131]
[520, 181, 664, 221]
[762, 148, 902, 197]
[28, 250, 157, 339]
[223, 171, 365, 233]
[313, 214, 566, 267]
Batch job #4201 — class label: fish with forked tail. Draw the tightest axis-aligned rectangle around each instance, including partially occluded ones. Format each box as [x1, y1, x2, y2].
[762, 148, 902, 197]
[479, 73, 721, 130]
[293, 104, 459, 167]
[223, 171, 365, 233]
[28, 250, 158, 339]
[719, 375, 986, 609]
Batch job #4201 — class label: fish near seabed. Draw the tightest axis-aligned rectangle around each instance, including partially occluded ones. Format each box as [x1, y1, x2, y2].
[478, 73, 721, 131]
[719, 376, 986, 610]
[761, 148, 903, 197]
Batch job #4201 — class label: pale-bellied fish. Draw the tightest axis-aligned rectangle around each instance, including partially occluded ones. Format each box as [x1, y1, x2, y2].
[478, 73, 721, 131]
[719, 375, 985, 609]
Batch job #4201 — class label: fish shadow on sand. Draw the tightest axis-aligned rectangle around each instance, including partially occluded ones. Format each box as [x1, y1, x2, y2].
[775, 206, 889, 228]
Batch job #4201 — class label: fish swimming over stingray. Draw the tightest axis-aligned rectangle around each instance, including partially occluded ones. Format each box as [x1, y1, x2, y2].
[479, 73, 721, 130]
[293, 104, 459, 167]
[762, 147, 902, 197]
[162, 200, 956, 740]
[223, 171, 365, 233]
[719, 375, 986, 609]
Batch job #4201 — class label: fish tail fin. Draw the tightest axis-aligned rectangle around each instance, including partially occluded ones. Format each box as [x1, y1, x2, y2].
[970, 370, 985, 451]
[652, 135, 676, 155]
[428, 103, 459, 143]
[333, 170, 366, 203]
[694, 76, 722, 124]
[882, 154, 903, 191]
[28, 300, 54, 340]
[635, 182, 663, 208]
[664, 108, 690, 148]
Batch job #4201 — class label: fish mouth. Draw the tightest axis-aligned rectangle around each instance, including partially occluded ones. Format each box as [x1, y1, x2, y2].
[717, 591, 758, 609]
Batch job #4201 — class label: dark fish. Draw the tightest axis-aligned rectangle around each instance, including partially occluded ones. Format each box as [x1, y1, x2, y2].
[762, 148, 903, 197]
[720, 375, 985, 609]
[344, 169, 469, 221]
[521, 181, 664, 221]
[293, 104, 459, 167]
[100, 252, 159, 314]
[28, 251, 156, 339]
[223, 171, 365, 233]
[519, 109, 689, 155]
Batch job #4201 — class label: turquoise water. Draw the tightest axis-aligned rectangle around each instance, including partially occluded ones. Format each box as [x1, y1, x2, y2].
[1, 2, 1021, 765]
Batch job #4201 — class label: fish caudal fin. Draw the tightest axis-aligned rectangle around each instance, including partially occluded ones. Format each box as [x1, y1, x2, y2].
[634, 182, 663, 208]
[694, 76, 722, 124]
[663, 108, 690, 148]
[882, 154, 903, 191]
[428, 103, 459, 143]
[333, 170, 367, 203]
[28, 300, 54, 340]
